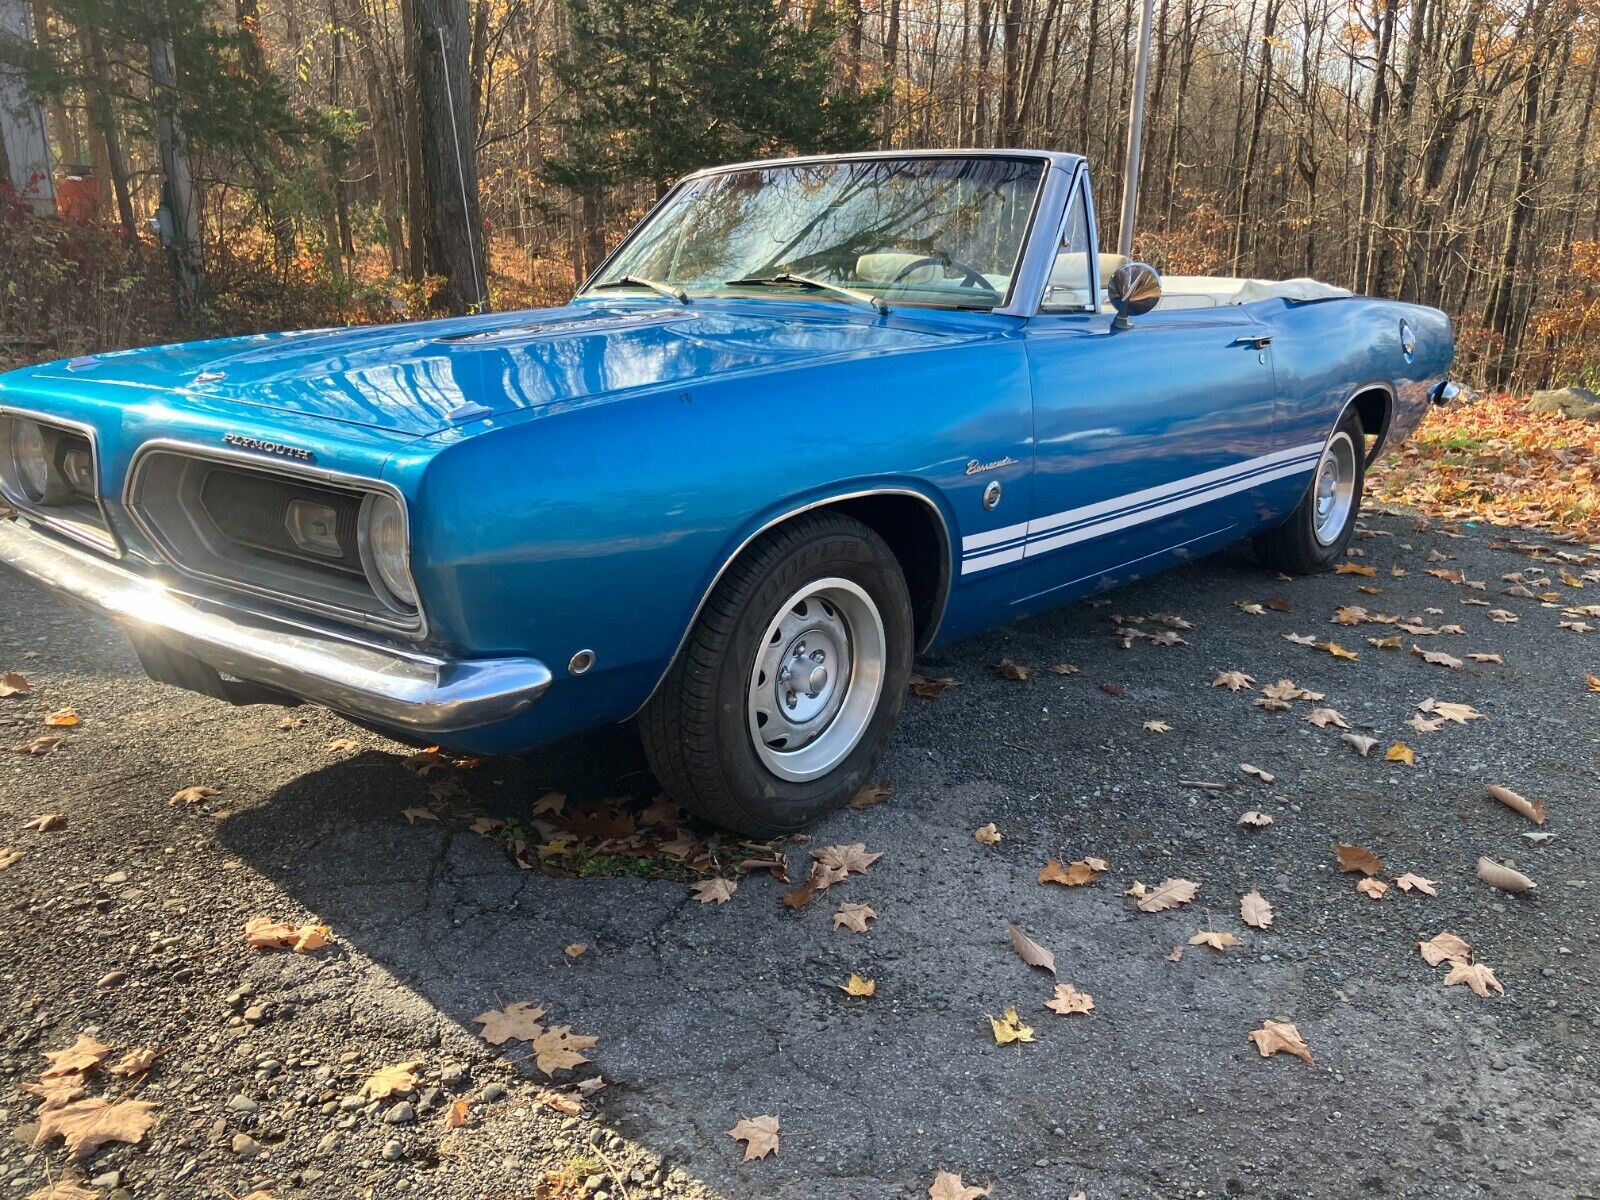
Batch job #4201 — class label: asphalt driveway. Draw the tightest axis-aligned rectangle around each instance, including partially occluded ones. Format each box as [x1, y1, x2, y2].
[2, 506, 1597, 1199]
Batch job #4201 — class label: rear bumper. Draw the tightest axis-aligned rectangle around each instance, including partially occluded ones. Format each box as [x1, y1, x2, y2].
[0, 517, 551, 734]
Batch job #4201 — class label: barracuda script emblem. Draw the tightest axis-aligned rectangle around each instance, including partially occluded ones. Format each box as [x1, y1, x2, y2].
[965, 456, 1017, 476]
[224, 433, 316, 463]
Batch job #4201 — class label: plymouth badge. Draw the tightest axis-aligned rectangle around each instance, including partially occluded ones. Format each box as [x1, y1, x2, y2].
[224, 433, 316, 463]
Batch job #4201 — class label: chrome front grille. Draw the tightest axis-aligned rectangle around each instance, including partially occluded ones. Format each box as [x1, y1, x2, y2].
[125, 444, 424, 638]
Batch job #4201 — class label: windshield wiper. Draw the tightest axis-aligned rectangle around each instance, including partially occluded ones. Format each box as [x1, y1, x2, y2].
[592, 275, 690, 304]
[725, 273, 887, 313]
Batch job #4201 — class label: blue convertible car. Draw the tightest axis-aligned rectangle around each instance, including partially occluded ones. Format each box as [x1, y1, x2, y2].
[0, 150, 1454, 833]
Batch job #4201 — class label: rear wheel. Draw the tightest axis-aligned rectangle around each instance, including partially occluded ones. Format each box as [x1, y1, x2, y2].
[640, 512, 913, 836]
[1253, 408, 1366, 574]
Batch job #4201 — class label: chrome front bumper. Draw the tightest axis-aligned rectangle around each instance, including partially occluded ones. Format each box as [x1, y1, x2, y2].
[0, 518, 551, 734]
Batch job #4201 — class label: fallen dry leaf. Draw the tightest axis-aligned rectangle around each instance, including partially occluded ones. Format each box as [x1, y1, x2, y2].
[564, 943, 587, 959]
[1341, 733, 1378, 756]
[1407, 713, 1444, 733]
[1142, 719, 1172, 733]
[1136, 878, 1199, 913]
[0, 670, 31, 697]
[244, 916, 331, 954]
[1189, 929, 1242, 951]
[1419, 698, 1485, 723]
[1047, 662, 1079, 675]
[812, 842, 882, 876]
[833, 901, 877, 932]
[1477, 857, 1536, 893]
[929, 1170, 991, 1200]
[1237, 811, 1274, 828]
[325, 737, 359, 753]
[0, 847, 24, 870]
[1240, 763, 1275, 784]
[1165, 944, 1185, 962]
[1395, 873, 1438, 895]
[1212, 670, 1256, 691]
[21, 1076, 87, 1111]
[691, 878, 738, 905]
[41, 1034, 112, 1079]
[909, 673, 961, 698]
[445, 1099, 469, 1129]
[993, 658, 1032, 681]
[1038, 857, 1107, 886]
[23, 1179, 97, 1200]
[987, 1006, 1035, 1046]
[1247, 1019, 1315, 1064]
[1418, 932, 1473, 966]
[1240, 890, 1275, 929]
[33, 1097, 158, 1158]
[1008, 923, 1056, 974]
[1355, 877, 1389, 900]
[13, 734, 65, 755]
[1386, 742, 1417, 767]
[973, 822, 1001, 845]
[1043, 983, 1095, 1016]
[1335, 562, 1377, 577]
[1487, 785, 1546, 825]
[531, 1025, 599, 1075]
[1444, 960, 1505, 997]
[1304, 707, 1350, 730]
[474, 1001, 547, 1045]
[360, 1062, 421, 1100]
[1334, 843, 1383, 875]
[168, 785, 221, 806]
[1411, 644, 1463, 669]
[849, 781, 893, 809]
[840, 973, 876, 997]
[108, 1047, 162, 1077]
[1317, 640, 1360, 660]
[726, 1114, 780, 1160]
[43, 708, 80, 727]
[23, 812, 64, 831]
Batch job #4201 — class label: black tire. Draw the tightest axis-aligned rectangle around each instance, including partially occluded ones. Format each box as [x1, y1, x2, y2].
[1253, 408, 1367, 574]
[639, 512, 914, 836]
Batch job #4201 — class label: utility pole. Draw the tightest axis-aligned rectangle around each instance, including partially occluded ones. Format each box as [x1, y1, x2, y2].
[1117, 0, 1155, 258]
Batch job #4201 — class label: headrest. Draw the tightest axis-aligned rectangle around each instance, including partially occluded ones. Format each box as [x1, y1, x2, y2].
[855, 252, 941, 287]
[1049, 252, 1130, 290]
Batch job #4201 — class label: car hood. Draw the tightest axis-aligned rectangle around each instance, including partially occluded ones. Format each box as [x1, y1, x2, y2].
[25, 302, 975, 437]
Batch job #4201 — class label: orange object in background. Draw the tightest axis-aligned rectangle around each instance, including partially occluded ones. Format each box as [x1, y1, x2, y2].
[54, 167, 101, 222]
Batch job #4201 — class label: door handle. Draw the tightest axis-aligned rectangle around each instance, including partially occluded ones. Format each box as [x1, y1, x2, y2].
[1233, 334, 1273, 349]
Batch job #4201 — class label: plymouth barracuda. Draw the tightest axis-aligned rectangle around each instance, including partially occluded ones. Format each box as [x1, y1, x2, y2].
[0, 150, 1455, 834]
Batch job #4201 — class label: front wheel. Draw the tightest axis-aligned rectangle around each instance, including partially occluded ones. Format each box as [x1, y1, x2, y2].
[639, 512, 914, 836]
[1253, 409, 1367, 574]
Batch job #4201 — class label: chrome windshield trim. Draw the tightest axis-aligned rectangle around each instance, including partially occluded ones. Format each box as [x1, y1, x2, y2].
[0, 405, 121, 558]
[0, 518, 548, 733]
[123, 438, 428, 641]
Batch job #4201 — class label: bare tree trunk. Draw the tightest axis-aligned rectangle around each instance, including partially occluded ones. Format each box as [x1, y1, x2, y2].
[147, 19, 204, 311]
[80, 23, 136, 241]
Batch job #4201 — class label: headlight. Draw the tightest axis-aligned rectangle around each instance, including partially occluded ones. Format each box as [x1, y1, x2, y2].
[358, 492, 417, 610]
[10, 419, 52, 502]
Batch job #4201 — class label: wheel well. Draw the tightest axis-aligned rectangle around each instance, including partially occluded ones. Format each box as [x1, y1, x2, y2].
[1349, 387, 1393, 463]
[827, 493, 950, 652]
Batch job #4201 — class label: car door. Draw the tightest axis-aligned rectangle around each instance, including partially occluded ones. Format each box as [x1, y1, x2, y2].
[1005, 178, 1290, 607]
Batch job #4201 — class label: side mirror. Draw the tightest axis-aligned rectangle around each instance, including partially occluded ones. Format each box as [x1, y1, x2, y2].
[1107, 262, 1162, 328]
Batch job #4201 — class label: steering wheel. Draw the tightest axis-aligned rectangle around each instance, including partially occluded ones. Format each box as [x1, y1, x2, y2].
[888, 254, 997, 294]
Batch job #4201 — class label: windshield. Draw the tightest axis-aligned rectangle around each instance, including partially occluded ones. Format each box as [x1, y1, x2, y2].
[587, 156, 1047, 311]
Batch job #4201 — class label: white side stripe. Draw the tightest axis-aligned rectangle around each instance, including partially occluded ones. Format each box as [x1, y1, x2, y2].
[959, 443, 1322, 576]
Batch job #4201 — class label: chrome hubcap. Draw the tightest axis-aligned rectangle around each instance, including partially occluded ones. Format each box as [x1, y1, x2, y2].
[1313, 431, 1358, 545]
[747, 577, 885, 783]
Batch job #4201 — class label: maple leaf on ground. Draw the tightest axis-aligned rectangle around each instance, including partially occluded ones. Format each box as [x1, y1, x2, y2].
[0, 670, 32, 697]
[168, 785, 219, 806]
[1386, 741, 1417, 766]
[1247, 1019, 1315, 1064]
[1038, 857, 1107, 886]
[691, 878, 737, 904]
[244, 916, 331, 954]
[532, 791, 567, 817]
[23, 812, 64, 831]
[1136, 878, 1199, 913]
[1189, 930, 1242, 951]
[44, 707, 80, 727]
[1283, 632, 1317, 645]
[1304, 707, 1350, 730]
[841, 973, 876, 997]
[445, 1099, 470, 1129]
[1212, 670, 1256, 691]
[1341, 733, 1378, 756]
[13, 734, 65, 755]
[1044, 983, 1095, 1015]
[108, 1046, 162, 1077]
[1047, 662, 1080, 675]
[474, 1001, 547, 1045]
[726, 1114, 780, 1160]
[1335, 562, 1377, 577]
[1143, 719, 1172, 733]
[360, 1062, 421, 1100]
[326, 737, 359, 754]
[833, 901, 877, 932]
[21, 1076, 87, 1111]
[993, 658, 1032, 681]
[24, 1180, 98, 1200]
[988, 1007, 1035, 1045]
[532, 1026, 599, 1075]
[1240, 763, 1275, 783]
[1445, 961, 1505, 997]
[1477, 857, 1536, 892]
[1407, 714, 1445, 734]
[1587, 672, 1600, 693]
[1412, 644, 1463, 668]
[1240, 889, 1275, 929]
[973, 822, 1002, 845]
[1237, 811, 1273, 828]
[1417, 932, 1473, 966]
[1334, 843, 1383, 875]
[1008, 923, 1056, 974]
[564, 943, 587, 958]
[1317, 640, 1360, 660]
[33, 1097, 158, 1159]
[1355, 877, 1389, 900]
[1235, 600, 1267, 616]
[909, 673, 960, 698]
[1395, 873, 1438, 895]
[929, 1170, 991, 1200]
[849, 781, 893, 809]
[40, 1034, 112, 1079]
[1487, 784, 1546, 825]
[1165, 944, 1185, 962]
[812, 842, 882, 876]
[1418, 698, 1485, 723]
[401, 806, 440, 824]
